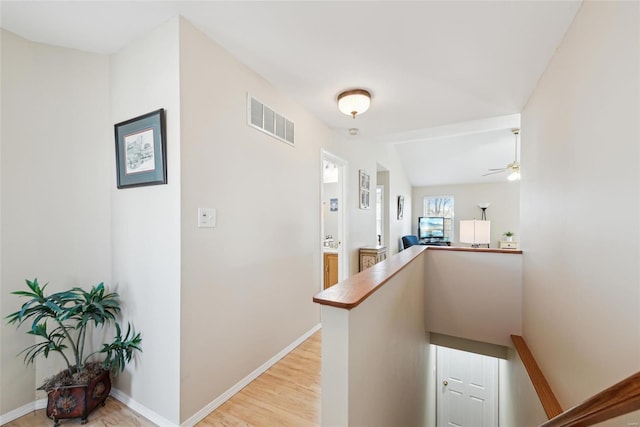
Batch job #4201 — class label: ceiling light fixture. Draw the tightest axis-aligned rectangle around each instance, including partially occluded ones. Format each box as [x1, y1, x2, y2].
[337, 89, 371, 119]
[507, 167, 521, 181]
[483, 128, 521, 181]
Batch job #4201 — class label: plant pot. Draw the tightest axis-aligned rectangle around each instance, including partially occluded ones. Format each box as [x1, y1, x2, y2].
[46, 369, 111, 426]
[505, 236, 513, 242]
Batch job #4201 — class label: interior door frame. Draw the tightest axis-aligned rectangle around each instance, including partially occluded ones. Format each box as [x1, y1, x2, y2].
[320, 150, 348, 287]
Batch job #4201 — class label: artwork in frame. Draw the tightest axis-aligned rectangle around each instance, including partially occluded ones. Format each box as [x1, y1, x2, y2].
[114, 109, 167, 189]
[359, 170, 370, 209]
[397, 195, 404, 220]
[330, 198, 338, 212]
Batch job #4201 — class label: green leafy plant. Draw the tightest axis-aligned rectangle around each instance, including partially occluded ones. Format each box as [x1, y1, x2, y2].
[503, 231, 515, 237]
[5, 278, 142, 378]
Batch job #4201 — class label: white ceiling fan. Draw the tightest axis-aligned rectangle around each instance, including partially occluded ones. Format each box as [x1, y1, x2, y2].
[483, 128, 521, 181]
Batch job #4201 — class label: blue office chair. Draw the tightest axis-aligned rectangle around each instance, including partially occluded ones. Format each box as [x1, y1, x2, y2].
[402, 235, 419, 249]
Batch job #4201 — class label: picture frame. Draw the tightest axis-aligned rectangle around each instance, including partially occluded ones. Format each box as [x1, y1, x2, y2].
[397, 195, 404, 220]
[359, 170, 370, 209]
[114, 109, 167, 189]
[330, 198, 338, 212]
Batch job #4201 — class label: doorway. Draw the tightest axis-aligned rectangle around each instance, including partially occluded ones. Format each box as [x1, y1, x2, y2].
[376, 166, 390, 248]
[321, 150, 347, 289]
[436, 346, 499, 427]
[376, 185, 384, 245]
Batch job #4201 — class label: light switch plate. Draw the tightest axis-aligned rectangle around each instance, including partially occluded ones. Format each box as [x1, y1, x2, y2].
[197, 208, 216, 228]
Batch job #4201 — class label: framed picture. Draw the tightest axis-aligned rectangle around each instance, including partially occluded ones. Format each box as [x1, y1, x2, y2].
[359, 170, 370, 209]
[397, 195, 404, 220]
[330, 198, 338, 212]
[114, 109, 167, 189]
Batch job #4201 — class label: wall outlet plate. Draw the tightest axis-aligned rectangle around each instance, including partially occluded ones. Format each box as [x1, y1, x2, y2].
[197, 208, 216, 228]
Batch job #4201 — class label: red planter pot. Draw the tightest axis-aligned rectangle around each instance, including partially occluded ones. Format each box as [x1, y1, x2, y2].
[46, 369, 111, 426]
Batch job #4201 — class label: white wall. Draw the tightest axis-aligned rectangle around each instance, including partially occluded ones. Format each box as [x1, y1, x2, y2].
[413, 182, 520, 247]
[424, 250, 522, 348]
[0, 30, 111, 416]
[177, 19, 328, 422]
[499, 348, 548, 426]
[521, 1, 640, 423]
[320, 250, 428, 426]
[110, 18, 182, 424]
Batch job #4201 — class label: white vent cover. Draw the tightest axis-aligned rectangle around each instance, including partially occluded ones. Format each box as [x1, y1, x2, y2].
[248, 94, 295, 146]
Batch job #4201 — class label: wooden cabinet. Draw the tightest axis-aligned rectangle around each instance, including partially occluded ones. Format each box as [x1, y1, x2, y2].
[359, 245, 388, 272]
[324, 252, 339, 289]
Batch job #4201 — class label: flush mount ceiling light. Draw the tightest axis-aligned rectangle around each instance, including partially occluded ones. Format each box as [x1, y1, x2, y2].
[337, 89, 371, 119]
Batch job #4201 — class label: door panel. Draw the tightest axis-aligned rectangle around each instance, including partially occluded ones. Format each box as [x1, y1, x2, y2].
[437, 346, 498, 427]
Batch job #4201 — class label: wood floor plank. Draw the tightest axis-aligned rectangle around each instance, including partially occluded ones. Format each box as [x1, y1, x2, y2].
[4, 331, 321, 427]
[198, 330, 321, 427]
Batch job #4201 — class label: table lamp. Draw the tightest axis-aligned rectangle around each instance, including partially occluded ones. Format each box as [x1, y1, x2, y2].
[460, 220, 491, 248]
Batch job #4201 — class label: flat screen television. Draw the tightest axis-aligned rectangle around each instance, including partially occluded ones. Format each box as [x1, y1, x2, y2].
[418, 216, 445, 239]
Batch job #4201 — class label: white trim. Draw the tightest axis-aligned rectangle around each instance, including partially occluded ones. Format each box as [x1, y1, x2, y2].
[110, 388, 178, 427]
[0, 398, 46, 424]
[35, 398, 47, 410]
[180, 323, 322, 427]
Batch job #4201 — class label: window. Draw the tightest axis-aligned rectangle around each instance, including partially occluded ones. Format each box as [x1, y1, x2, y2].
[423, 196, 454, 241]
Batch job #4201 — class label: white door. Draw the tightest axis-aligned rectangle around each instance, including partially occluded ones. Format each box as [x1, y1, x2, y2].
[437, 346, 499, 427]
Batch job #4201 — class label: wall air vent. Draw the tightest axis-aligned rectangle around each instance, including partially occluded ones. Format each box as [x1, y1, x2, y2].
[248, 94, 295, 147]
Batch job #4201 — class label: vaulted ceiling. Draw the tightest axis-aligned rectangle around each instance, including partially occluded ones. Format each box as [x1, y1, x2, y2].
[1, 1, 582, 185]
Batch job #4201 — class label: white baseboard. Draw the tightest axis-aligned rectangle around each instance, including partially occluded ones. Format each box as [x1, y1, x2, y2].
[0, 398, 46, 424]
[110, 388, 178, 427]
[0, 324, 321, 427]
[180, 323, 322, 427]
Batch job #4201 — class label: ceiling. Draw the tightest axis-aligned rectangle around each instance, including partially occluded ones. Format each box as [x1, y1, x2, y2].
[0, 1, 582, 185]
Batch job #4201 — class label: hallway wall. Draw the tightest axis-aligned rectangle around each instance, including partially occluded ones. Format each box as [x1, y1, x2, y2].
[0, 30, 112, 416]
[521, 1, 640, 422]
[178, 18, 330, 422]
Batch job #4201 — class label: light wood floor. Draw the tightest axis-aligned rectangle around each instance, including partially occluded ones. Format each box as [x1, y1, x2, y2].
[3, 331, 321, 427]
[197, 330, 320, 427]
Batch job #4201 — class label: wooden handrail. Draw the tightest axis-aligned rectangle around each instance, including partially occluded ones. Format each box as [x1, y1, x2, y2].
[512, 334, 640, 426]
[539, 371, 640, 427]
[511, 335, 564, 419]
[427, 245, 522, 255]
[313, 245, 427, 309]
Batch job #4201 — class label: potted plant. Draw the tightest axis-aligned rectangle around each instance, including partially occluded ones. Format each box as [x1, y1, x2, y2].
[6, 278, 142, 426]
[503, 231, 515, 241]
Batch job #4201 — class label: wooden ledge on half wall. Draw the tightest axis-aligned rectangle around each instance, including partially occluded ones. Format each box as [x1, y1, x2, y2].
[313, 245, 427, 310]
[427, 245, 522, 255]
[313, 244, 522, 311]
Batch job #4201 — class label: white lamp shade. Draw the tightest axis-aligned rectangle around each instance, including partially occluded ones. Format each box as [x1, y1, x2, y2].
[337, 89, 371, 118]
[459, 220, 491, 245]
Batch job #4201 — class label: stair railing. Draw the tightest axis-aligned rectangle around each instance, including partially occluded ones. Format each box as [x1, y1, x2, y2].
[511, 335, 640, 427]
